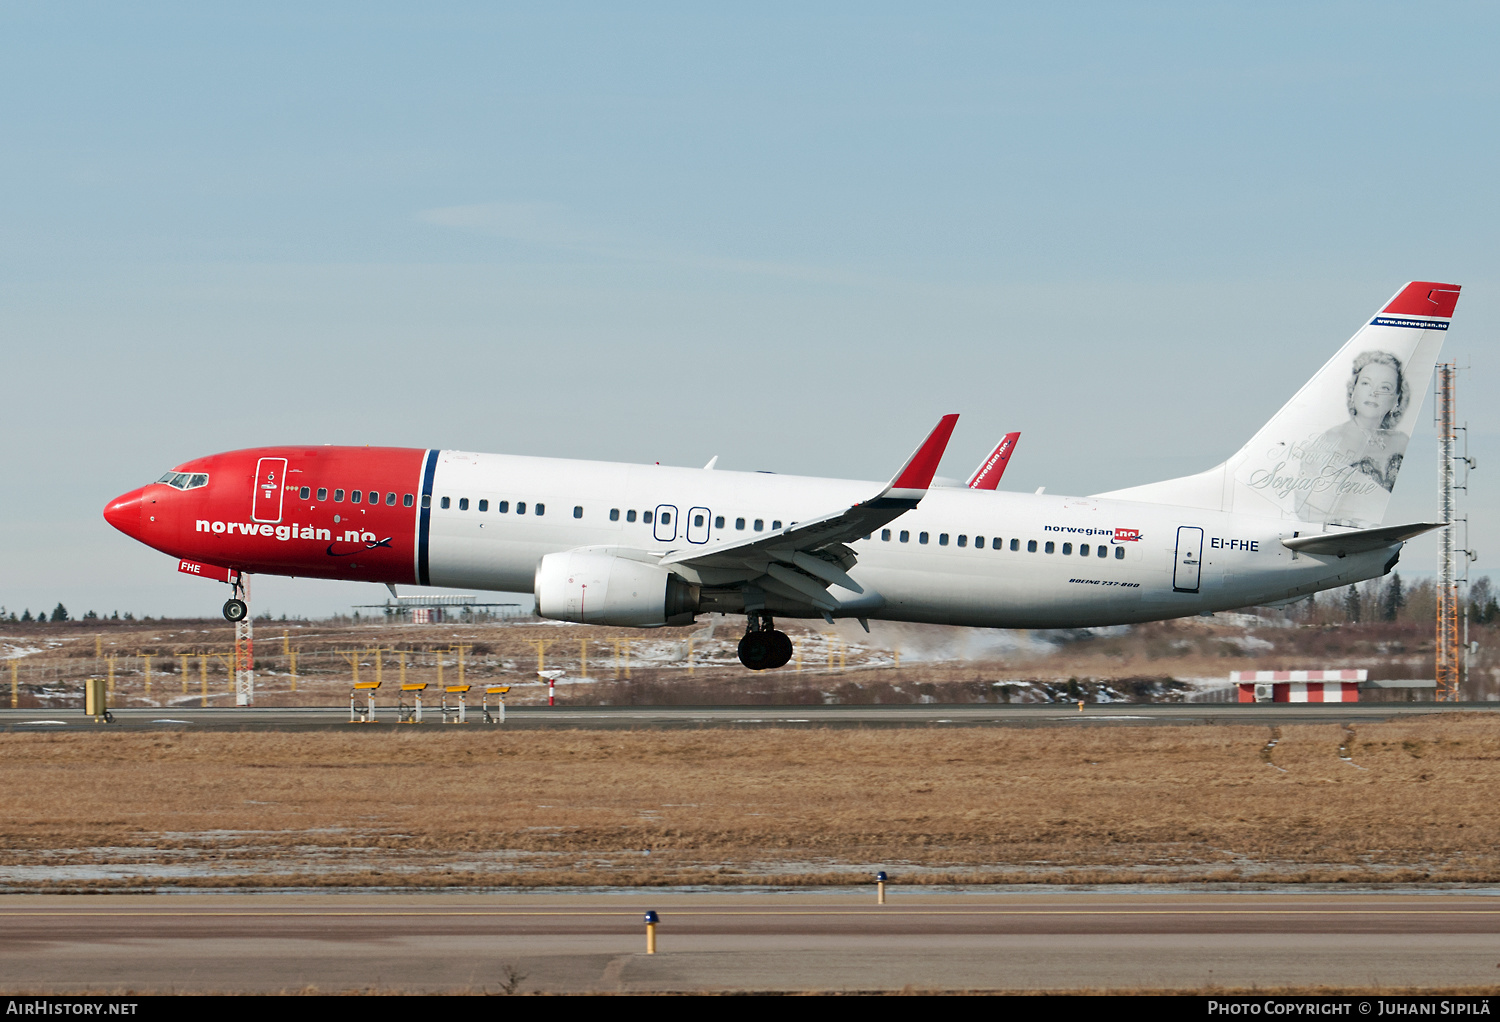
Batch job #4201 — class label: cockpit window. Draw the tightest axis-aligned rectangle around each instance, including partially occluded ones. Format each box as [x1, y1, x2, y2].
[156, 471, 208, 491]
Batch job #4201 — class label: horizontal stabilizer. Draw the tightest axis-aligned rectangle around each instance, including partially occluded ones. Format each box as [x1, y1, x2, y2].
[1281, 522, 1442, 557]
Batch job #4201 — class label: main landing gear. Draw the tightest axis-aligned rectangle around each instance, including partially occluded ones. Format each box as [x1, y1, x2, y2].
[738, 612, 793, 671]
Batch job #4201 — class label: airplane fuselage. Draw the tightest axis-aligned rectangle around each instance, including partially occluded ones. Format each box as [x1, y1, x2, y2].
[105, 445, 1393, 629]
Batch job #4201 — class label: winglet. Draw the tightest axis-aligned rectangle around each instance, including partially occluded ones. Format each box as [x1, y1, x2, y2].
[884, 414, 959, 497]
[966, 431, 1020, 489]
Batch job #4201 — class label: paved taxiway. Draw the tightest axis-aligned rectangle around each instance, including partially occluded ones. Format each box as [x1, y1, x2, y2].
[2, 893, 1498, 992]
[0, 702, 1490, 732]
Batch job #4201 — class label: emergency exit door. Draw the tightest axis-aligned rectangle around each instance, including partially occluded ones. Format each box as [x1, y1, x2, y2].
[1173, 526, 1204, 593]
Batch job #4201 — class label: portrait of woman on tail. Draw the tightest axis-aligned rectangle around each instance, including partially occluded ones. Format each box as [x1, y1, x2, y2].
[1294, 350, 1409, 528]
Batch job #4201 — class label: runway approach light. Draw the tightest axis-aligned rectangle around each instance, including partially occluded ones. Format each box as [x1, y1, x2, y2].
[644, 910, 660, 954]
[876, 871, 889, 905]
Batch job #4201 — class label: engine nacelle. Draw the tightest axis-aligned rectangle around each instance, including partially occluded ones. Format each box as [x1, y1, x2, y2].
[535, 548, 699, 627]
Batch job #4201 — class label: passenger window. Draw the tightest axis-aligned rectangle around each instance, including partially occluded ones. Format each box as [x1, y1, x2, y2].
[772, 520, 782, 530]
[610, 509, 620, 521]
[918, 532, 928, 544]
[958, 535, 968, 548]
[517, 502, 527, 515]
[715, 516, 725, 528]
[478, 499, 489, 512]
[938, 534, 949, 546]
[1045, 541, 1055, 554]
[535, 503, 545, 516]
[440, 497, 450, 509]
[1115, 546, 1125, 559]
[974, 536, 983, 549]
[299, 486, 310, 499]
[386, 492, 396, 506]
[736, 517, 745, 530]
[642, 510, 651, 524]
[498, 501, 509, 513]
[1080, 544, 1089, 556]
[626, 510, 637, 522]
[422, 494, 431, 508]
[1009, 538, 1018, 551]
[1027, 539, 1037, 552]
[754, 519, 764, 531]
[1062, 543, 1072, 555]
[1098, 545, 1107, 558]
[317, 488, 328, 501]
[574, 506, 583, 519]
[403, 494, 413, 507]
[899, 530, 910, 543]
[351, 490, 362, 504]
[368, 492, 378, 504]
[881, 529, 891, 541]
[693, 514, 704, 527]
[459, 498, 469, 511]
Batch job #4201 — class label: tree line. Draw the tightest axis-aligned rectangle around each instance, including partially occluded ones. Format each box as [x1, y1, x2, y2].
[0, 605, 137, 624]
[1294, 573, 1499, 626]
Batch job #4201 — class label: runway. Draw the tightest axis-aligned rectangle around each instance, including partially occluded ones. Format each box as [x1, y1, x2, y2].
[0, 701, 1490, 732]
[2, 892, 1499, 993]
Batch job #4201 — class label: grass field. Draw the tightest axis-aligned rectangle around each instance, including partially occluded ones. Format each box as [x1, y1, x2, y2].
[3, 715, 1498, 890]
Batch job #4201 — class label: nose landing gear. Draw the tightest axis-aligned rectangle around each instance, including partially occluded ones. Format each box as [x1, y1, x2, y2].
[223, 599, 248, 622]
[738, 612, 794, 670]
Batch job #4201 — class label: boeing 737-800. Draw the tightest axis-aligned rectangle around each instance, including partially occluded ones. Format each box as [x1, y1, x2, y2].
[104, 281, 1459, 669]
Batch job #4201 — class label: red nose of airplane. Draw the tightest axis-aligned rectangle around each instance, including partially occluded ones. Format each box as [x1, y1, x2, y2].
[103, 487, 147, 539]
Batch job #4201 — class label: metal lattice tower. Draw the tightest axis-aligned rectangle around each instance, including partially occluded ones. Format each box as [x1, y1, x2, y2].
[234, 574, 255, 706]
[1435, 365, 1461, 701]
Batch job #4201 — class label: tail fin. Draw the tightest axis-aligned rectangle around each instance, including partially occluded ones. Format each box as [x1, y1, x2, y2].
[1097, 281, 1460, 528]
[967, 432, 1021, 489]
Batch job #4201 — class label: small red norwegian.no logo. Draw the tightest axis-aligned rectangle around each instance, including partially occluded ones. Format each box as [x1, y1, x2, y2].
[1113, 528, 1142, 543]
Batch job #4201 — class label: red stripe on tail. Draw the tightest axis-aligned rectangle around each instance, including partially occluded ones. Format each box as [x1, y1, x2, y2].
[1382, 282, 1461, 318]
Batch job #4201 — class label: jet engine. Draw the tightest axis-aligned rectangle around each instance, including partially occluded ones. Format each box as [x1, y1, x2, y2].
[535, 548, 699, 627]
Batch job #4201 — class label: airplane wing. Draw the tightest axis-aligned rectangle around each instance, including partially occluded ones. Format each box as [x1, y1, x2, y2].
[660, 414, 959, 612]
[966, 431, 1020, 489]
[1281, 522, 1443, 557]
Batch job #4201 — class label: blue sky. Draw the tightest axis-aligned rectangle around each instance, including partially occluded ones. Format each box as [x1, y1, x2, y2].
[3, 3, 1496, 618]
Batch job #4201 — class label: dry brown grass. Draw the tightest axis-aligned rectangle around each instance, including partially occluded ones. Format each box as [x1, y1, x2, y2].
[3, 716, 1500, 889]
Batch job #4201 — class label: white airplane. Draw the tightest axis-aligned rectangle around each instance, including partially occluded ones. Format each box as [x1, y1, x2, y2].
[104, 281, 1459, 670]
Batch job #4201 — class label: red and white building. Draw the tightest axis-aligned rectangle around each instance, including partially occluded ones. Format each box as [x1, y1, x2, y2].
[1232, 670, 1366, 703]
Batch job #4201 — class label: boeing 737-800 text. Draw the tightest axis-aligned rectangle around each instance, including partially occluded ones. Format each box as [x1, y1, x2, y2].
[104, 281, 1460, 669]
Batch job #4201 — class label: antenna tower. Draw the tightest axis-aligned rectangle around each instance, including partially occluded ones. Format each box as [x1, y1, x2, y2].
[234, 575, 255, 706]
[1435, 364, 1468, 701]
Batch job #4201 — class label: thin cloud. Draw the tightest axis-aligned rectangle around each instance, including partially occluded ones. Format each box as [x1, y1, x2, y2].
[417, 200, 874, 286]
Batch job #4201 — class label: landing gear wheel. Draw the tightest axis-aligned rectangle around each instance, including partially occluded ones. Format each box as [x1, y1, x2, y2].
[765, 630, 794, 669]
[738, 631, 772, 670]
[223, 599, 248, 622]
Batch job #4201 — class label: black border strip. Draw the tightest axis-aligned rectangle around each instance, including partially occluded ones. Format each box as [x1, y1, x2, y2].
[417, 449, 438, 585]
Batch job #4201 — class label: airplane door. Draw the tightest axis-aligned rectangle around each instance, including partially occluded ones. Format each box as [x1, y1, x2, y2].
[1173, 526, 1204, 593]
[653, 504, 678, 543]
[253, 457, 288, 523]
[686, 506, 711, 544]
